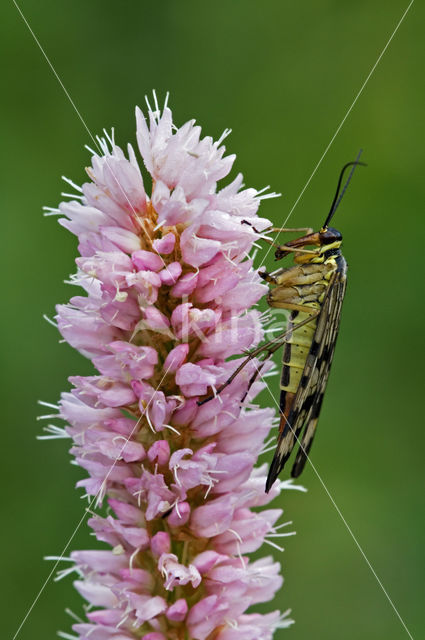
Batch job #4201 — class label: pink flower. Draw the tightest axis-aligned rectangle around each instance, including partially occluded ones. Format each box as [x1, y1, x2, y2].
[47, 93, 301, 639]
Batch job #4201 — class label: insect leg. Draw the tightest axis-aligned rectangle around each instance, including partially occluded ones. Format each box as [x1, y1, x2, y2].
[239, 336, 287, 403]
[197, 311, 319, 406]
[242, 220, 313, 235]
[242, 220, 316, 253]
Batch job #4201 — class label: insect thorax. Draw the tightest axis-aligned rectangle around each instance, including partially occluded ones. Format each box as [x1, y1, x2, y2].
[267, 258, 337, 310]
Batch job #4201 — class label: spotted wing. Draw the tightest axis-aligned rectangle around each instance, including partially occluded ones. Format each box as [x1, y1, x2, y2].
[266, 267, 347, 491]
[290, 270, 347, 477]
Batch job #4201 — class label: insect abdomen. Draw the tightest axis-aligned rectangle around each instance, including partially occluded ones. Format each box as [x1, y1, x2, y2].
[279, 310, 317, 418]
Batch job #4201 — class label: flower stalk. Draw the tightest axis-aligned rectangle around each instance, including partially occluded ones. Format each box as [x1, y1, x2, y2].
[48, 94, 302, 640]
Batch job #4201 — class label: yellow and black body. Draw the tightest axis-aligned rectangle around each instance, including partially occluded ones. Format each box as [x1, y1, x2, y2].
[197, 155, 364, 492]
[262, 225, 347, 490]
[261, 154, 365, 491]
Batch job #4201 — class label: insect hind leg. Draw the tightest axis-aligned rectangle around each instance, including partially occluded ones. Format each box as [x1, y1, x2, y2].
[197, 333, 288, 406]
[239, 338, 286, 403]
[197, 312, 319, 406]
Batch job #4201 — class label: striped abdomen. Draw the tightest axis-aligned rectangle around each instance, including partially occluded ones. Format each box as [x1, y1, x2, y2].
[279, 310, 317, 425]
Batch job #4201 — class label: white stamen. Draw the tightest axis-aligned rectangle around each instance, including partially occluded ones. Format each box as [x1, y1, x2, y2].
[263, 538, 285, 553]
[163, 424, 181, 436]
[84, 144, 98, 156]
[154, 219, 165, 231]
[61, 176, 83, 192]
[54, 565, 78, 581]
[260, 437, 275, 452]
[144, 411, 156, 433]
[256, 185, 271, 195]
[204, 479, 214, 499]
[42, 206, 61, 216]
[61, 192, 84, 201]
[95, 134, 104, 150]
[37, 425, 69, 440]
[152, 89, 160, 114]
[144, 94, 153, 113]
[95, 480, 107, 508]
[262, 370, 278, 378]
[116, 613, 130, 629]
[216, 128, 232, 146]
[259, 445, 278, 455]
[174, 500, 181, 518]
[279, 478, 308, 493]
[43, 314, 58, 329]
[103, 127, 115, 148]
[173, 466, 181, 486]
[227, 528, 245, 568]
[274, 521, 293, 530]
[38, 400, 59, 410]
[36, 413, 57, 421]
[65, 608, 83, 623]
[257, 190, 281, 200]
[57, 632, 78, 640]
[225, 618, 238, 629]
[129, 546, 140, 571]
[274, 609, 294, 629]
[250, 247, 259, 263]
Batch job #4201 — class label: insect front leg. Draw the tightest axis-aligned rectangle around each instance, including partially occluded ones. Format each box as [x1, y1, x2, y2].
[242, 220, 313, 236]
[242, 220, 315, 253]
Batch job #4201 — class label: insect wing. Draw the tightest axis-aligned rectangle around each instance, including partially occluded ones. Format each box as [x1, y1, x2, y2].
[266, 268, 347, 490]
[291, 271, 347, 477]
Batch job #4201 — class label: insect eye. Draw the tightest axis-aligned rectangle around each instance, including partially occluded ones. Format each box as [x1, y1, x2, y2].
[321, 227, 342, 244]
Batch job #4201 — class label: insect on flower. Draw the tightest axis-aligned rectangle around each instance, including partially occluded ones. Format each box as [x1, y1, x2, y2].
[198, 152, 365, 492]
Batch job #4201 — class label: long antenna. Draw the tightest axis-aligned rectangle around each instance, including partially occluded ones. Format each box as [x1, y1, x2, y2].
[322, 150, 366, 229]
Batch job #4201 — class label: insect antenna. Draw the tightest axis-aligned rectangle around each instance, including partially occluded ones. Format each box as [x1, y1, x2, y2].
[322, 149, 366, 229]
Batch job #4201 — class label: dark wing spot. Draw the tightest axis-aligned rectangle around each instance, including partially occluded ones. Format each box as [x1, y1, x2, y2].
[300, 374, 309, 387]
[310, 340, 320, 356]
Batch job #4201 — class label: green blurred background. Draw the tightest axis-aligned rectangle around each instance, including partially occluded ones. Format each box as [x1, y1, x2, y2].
[1, 1, 424, 638]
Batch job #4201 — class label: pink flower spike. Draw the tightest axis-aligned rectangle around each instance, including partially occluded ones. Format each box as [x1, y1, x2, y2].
[47, 94, 299, 640]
